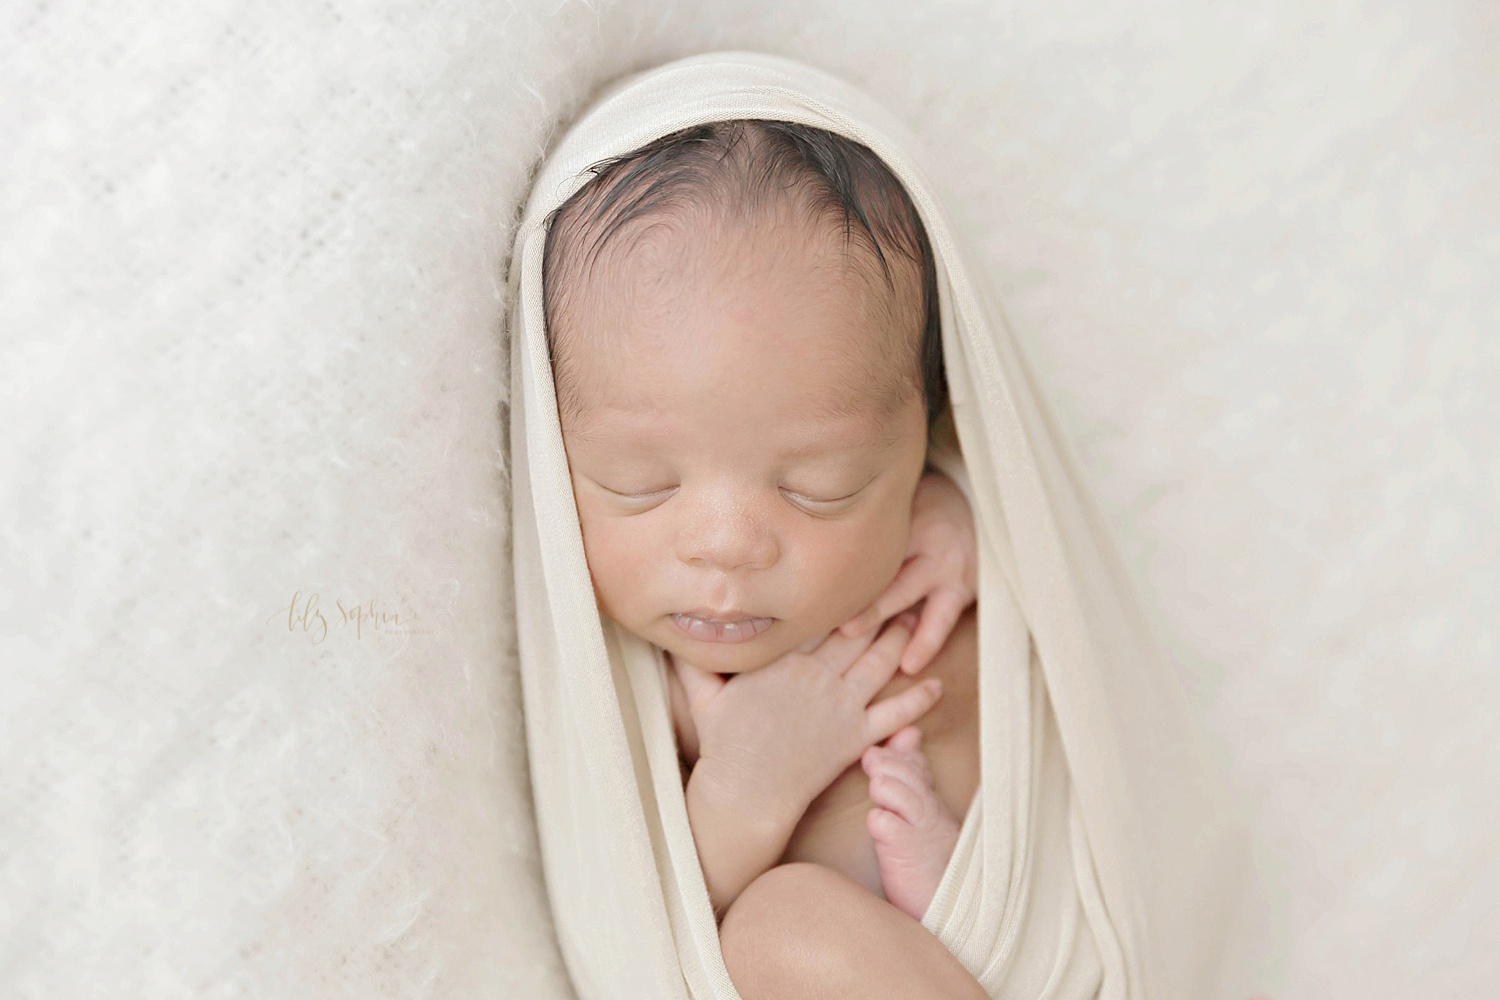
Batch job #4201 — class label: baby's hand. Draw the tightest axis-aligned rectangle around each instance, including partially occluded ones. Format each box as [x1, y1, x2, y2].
[839, 469, 977, 676]
[671, 613, 944, 827]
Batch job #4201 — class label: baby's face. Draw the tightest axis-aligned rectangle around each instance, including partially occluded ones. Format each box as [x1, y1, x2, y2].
[556, 210, 928, 674]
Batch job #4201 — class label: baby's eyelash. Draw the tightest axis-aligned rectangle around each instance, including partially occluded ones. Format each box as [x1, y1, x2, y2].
[782, 489, 851, 505]
[781, 484, 871, 508]
[593, 480, 868, 508]
[606, 485, 677, 501]
[785, 473, 876, 507]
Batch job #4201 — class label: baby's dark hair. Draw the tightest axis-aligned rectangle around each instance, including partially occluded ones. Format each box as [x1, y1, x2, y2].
[541, 119, 948, 429]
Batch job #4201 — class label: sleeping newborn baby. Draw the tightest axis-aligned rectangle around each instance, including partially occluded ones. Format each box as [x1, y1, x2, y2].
[540, 120, 981, 928]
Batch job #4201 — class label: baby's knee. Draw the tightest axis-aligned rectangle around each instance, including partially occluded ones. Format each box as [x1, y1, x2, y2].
[718, 863, 865, 996]
[720, 862, 825, 960]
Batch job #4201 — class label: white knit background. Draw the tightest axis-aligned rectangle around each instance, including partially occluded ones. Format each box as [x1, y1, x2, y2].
[3, 1, 1495, 997]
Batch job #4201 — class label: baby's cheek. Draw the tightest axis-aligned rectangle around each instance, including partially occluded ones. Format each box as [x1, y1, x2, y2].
[578, 514, 652, 610]
[809, 516, 906, 614]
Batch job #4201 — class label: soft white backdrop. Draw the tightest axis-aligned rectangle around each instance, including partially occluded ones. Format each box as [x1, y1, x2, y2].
[3, 1, 1495, 997]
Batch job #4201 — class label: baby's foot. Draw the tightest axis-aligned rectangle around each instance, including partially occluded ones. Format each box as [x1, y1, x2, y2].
[861, 725, 961, 922]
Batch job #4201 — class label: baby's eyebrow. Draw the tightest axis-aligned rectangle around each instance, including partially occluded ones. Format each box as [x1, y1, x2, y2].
[779, 425, 904, 457]
[566, 420, 902, 457]
[565, 396, 907, 452]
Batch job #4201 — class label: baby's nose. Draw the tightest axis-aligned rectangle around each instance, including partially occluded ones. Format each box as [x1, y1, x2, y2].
[675, 492, 780, 573]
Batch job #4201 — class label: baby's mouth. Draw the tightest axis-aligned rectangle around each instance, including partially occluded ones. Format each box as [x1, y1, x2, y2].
[670, 612, 775, 644]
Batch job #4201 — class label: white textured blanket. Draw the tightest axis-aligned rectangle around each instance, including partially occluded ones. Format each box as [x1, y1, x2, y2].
[12, 4, 1494, 997]
[509, 51, 1247, 999]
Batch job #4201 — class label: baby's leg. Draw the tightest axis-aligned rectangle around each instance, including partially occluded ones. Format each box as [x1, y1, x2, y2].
[719, 861, 987, 1000]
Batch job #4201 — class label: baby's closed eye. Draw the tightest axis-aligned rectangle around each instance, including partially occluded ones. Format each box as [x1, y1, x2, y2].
[600, 481, 678, 501]
[780, 483, 867, 508]
[586, 476, 873, 514]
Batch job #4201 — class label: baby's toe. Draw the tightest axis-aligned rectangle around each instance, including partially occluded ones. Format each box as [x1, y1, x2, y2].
[892, 748, 934, 785]
[866, 805, 905, 840]
[875, 744, 935, 789]
[867, 764, 935, 825]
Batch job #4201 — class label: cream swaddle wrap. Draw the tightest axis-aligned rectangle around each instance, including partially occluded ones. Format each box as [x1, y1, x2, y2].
[509, 51, 1247, 1000]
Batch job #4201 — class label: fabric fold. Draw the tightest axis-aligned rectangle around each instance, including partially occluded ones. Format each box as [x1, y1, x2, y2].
[509, 50, 1247, 1000]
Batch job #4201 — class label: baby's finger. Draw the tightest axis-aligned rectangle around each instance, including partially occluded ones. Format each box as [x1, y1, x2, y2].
[842, 612, 917, 697]
[899, 590, 968, 676]
[808, 612, 892, 670]
[670, 654, 724, 714]
[841, 557, 933, 636]
[838, 603, 881, 637]
[866, 677, 943, 744]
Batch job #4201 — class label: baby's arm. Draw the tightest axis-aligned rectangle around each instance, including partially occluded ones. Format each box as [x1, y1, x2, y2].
[684, 755, 802, 920]
[840, 468, 977, 675]
[671, 615, 940, 919]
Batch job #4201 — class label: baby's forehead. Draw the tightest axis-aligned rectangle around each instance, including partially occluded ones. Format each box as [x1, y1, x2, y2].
[554, 232, 917, 434]
[560, 331, 913, 445]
